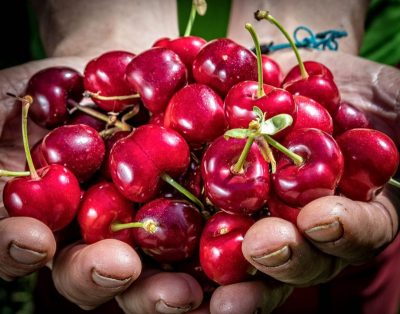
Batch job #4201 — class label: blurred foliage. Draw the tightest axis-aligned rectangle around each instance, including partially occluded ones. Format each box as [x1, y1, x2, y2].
[0, 274, 37, 314]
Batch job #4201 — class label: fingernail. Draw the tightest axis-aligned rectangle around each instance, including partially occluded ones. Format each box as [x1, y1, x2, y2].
[91, 269, 132, 288]
[9, 243, 47, 265]
[252, 245, 291, 267]
[305, 220, 343, 242]
[155, 300, 192, 314]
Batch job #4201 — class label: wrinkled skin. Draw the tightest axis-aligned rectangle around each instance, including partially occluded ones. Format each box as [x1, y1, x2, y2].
[0, 50, 399, 314]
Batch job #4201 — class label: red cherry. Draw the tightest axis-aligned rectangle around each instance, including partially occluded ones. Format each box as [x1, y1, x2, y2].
[261, 55, 283, 87]
[155, 36, 207, 81]
[201, 136, 270, 215]
[291, 95, 333, 134]
[30, 139, 48, 170]
[109, 124, 190, 202]
[164, 83, 228, 147]
[101, 131, 131, 180]
[192, 38, 258, 97]
[41, 124, 105, 182]
[125, 47, 188, 113]
[268, 194, 300, 225]
[78, 181, 135, 245]
[68, 104, 106, 132]
[336, 128, 399, 201]
[26, 67, 84, 129]
[84, 51, 138, 112]
[283, 61, 334, 83]
[224, 81, 296, 136]
[333, 101, 370, 136]
[3, 165, 81, 231]
[273, 128, 344, 207]
[199, 211, 255, 285]
[133, 198, 203, 263]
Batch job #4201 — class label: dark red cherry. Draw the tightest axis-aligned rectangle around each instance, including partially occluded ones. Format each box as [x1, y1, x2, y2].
[192, 38, 258, 97]
[133, 198, 203, 263]
[125, 47, 188, 113]
[336, 128, 399, 201]
[268, 194, 300, 225]
[41, 124, 105, 182]
[199, 211, 255, 285]
[164, 83, 228, 147]
[101, 131, 131, 180]
[333, 101, 370, 136]
[84, 50, 138, 112]
[3, 165, 81, 231]
[78, 181, 135, 245]
[261, 55, 283, 87]
[26, 67, 84, 129]
[201, 136, 270, 215]
[68, 104, 106, 132]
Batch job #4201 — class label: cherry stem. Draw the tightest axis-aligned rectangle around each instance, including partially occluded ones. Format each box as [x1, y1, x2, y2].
[232, 135, 255, 174]
[83, 91, 140, 101]
[121, 106, 140, 123]
[0, 170, 30, 177]
[245, 23, 265, 98]
[68, 100, 132, 131]
[255, 10, 308, 79]
[184, 1, 197, 36]
[389, 178, 400, 189]
[263, 135, 304, 166]
[111, 220, 158, 233]
[161, 172, 205, 211]
[256, 136, 276, 173]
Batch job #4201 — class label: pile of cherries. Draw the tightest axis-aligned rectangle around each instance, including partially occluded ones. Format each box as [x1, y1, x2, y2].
[2, 9, 399, 292]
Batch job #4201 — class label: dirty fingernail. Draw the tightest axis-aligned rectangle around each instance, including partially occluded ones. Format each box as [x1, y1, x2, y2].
[92, 269, 132, 288]
[155, 300, 192, 314]
[9, 243, 47, 265]
[305, 220, 343, 242]
[252, 245, 291, 267]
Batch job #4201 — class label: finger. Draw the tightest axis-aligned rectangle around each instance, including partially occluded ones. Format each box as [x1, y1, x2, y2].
[210, 280, 293, 314]
[0, 216, 56, 281]
[242, 217, 345, 286]
[297, 193, 399, 264]
[116, 271, 203, 314]
[52, 238, 141, 310]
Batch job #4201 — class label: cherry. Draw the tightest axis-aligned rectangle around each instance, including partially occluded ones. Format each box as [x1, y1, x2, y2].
[2, 96, 81, 231]
[26, 67, 84, 129]
[83, 50, 139, 113]
[109, 124, 193, 204]
[224, 24, 295, 138]
[41, 124, 105, 182]
[273, 128, 344, 207]
[333, 101, 370, 136]
[30, 139, 48, 170]
[132, 198, 203, 263]
[125, 47, 188, 113]
[199, 211, 255, 285]
[255, 11, 340, 115]
[291, 95, 333, 134]
[201, 136, 270, 215]
[268, 194, 300, 225]
[164, 83, 228, 147]
[283, 61, 334, 83]
[77, 181, 135, 245]
[336, 128, 399, 201]
[192, 38, 258, 97]
[261, 55, 283, 87]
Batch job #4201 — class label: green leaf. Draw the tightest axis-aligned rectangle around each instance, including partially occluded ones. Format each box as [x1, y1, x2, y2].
[224, 128, 253, 139]
[260, 114, 293, 135]
[252, 106, 265, 122]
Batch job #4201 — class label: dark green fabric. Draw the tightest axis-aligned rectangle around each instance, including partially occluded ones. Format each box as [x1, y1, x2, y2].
[360, 0, 400, 66]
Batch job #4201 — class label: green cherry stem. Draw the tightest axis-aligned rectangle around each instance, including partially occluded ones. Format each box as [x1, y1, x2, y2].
[83, 90, 140, 101]
[19, 95, 40, 180]
[161, 173, 205, 211]
[0, 170, 30, 177]
[184, 1, 197, 36]
[68, 100, 132, 131]
[245, 23, 265, 98]
[255, 10, 308, 79]
[263, 134, 304, 166]
[232, 135, 255, 174]
[389, 178, 400, 188]
[111, 220, 158, 233]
